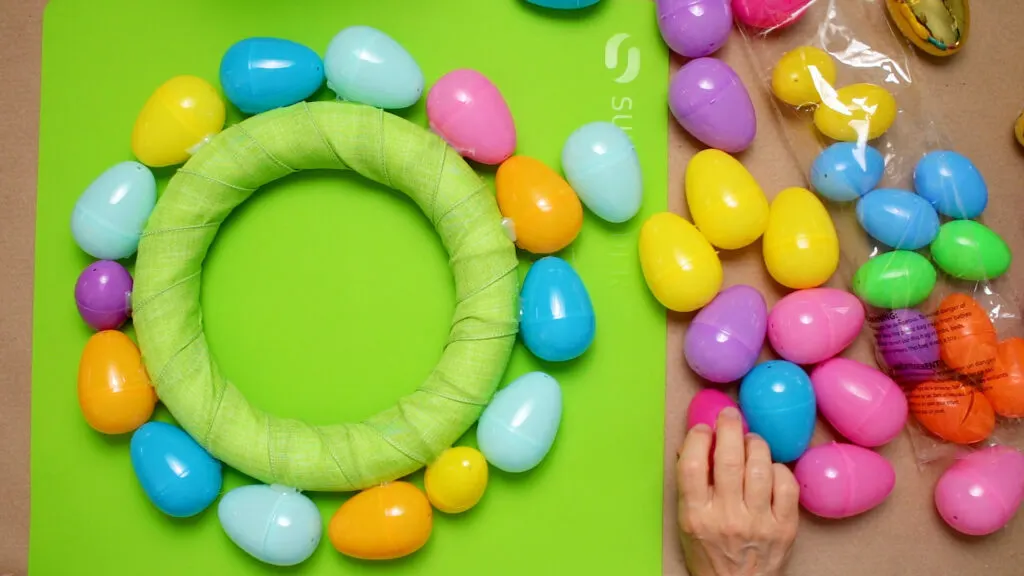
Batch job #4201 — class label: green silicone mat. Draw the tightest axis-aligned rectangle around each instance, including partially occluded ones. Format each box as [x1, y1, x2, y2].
[31, 0, 668, 574]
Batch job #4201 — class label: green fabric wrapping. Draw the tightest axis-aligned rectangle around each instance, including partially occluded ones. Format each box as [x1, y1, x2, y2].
[132, 101, 519, 492]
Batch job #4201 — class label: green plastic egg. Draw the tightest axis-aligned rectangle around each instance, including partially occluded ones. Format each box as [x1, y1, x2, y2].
[931, 220, 1011, 281]
[853, 251, 936, 309]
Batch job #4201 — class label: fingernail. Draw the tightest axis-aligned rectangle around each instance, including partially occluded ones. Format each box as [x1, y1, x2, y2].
[691, 423, 712, 434]
[720, 407, 740, 420]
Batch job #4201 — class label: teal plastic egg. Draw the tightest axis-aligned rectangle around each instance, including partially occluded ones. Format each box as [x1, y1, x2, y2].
[810, 142, 884, 202]
[130, 422, 222, 517]
[527, 0, 600, 8]
[477, 372, 562, 473]
[561, 122, 643, 223]
[219, 37, 324, 115]
[71, 161, 156, 260]
[855, 188, 939, 250]
[324, 26, 423, 109]
[219, 484, 322, 566]
[520, 256, 595, 362]
[739, 361, 816, 463]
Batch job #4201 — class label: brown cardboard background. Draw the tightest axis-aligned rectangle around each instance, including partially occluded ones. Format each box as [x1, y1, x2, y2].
[1, 1, 1022, 574]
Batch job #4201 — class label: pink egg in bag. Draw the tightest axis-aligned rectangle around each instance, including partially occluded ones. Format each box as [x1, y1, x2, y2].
[935, 446, 1024, 536]
[795, 442, 895, 519]
[426, 69, 516, 165]
[811, 358, 908, 447]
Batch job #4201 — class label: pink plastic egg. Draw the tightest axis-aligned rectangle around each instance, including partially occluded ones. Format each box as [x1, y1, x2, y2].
[935, 446, 1024, 536]
[767, 288, 864, 365]
[795, 442, 895, 519]
[426, 69, 516, 165]
[732, 0, 812, 30]
[810, 358, 908, 447]
[687, 389, 749, 433]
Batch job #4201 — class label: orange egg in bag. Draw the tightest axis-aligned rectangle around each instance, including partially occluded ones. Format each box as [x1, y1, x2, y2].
[496, 155, 583, 254]
[982, 338, 1024, 417]
[328, 482, 432, 560]
[934, 293, 997, 375]
[78, 330, 157, 434]
[908, 380, 995, 444]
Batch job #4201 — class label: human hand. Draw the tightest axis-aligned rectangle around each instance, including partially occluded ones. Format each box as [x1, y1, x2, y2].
[676, 407, 800, 576]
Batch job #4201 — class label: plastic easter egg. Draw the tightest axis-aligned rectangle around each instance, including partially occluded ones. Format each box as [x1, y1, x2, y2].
[685, 285, 767, 383]
[1016, 112, 1024, 148]
[496, 155, 583, 254]
[71, 161, 156, 260]
[219, 484, 322, 566]
[886, 0, 970, 58]
[982, 338, 1024, 417]
[813, 83, 896, 142]
[669, 58, 756, 153]
[913, 150, 987, 219]
[763, 187, 839, 289]
[732, 0, 812, 29]
[477, 372, 562, 473]
[935, 446, 1024, 536]
[685, 149, 769, 250]
[427, 69, 516, 165]
[638, 212, 723, 313]
[424, 447, 488, 514]
[656, 0, 733, 58]
[873, 308, 940, 384]
[219, 38, 324, 115]
[811, 358, 908, 447]
[739, 361, 816, 463]
[526, 0, 600, 8]
[130, 421, 222, 517]
[78, 331, 156, 435]
[131, 76, 225, 167]
[909, 380, 994, 444]
[810, 142, 885, 203]
[795, 443, 896, 519]
[931, 220, 1011, 281]
[75, 260, 133, 331]
[934, 293, 997, 374]
[561, 122, 642, 223]
[856, 189, 940, 250]
[520, 257, 595, 362]
[852, 251, 936, 309]
[687, 389, 748, 433]
[324, 26, 424, 109]
[329, 482, 432, 560]
[771, 46, 837, 107]
[767, 288, 864, 365]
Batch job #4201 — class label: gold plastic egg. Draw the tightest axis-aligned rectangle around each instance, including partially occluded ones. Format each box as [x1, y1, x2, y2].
[131, 75, 226, 167]
[886, 0, 969, 57]
[1015, 111, 1024, 148]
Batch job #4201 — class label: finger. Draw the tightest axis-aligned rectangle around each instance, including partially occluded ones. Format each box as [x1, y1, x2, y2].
[771, 463, 801, 527]
[744, 433, 774, 514]
[677, 424, 713, 508]
[713, 407, 746, 503]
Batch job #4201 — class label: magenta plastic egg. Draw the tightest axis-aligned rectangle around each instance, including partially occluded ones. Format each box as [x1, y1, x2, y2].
[810, 358, 907, 447]
[767, 288, 864, 365]
[426, 69, 516, 165]
[684, 285, 767, 384]
[794, 442, 895, 519]
[935, 446, 1024, 536]
[669, 58, 756, 153]
[75, 260, 133, 331]
[732, 0, 812, 29]
[687, 389, 749, 433]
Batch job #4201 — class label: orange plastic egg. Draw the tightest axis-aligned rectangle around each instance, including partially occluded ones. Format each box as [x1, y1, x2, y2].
[328, 482, 432, 560]
[77, 330, 157, 434]
[908, 380, 995, 444]
[495, 155, 583, 254]
[934, 293, 997, 375]
[982, 338, 1024, 417]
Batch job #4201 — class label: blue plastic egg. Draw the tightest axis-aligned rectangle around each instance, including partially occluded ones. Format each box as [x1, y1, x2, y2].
[324, 26, 423, 109]
[71, 161, 156, 260]
[913, 150, 988, 219]
[527, 0, 601, 8]
[520, 256, 596, 362]
[219, 484, 322, 566]
[219, 38, 324, 115]
[810, 142, 885, 202]
[477, 372, 562, 473]
[739, 361, 816, 463]
[130, 421, 222, 517]
[856, 188, 940, 250]
[561, 122, 643, 223]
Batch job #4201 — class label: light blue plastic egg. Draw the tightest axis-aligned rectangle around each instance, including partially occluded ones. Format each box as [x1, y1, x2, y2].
[810, 142, 885, 202]
[218, 484, 322, 566]
[856, 188, 940, 250]
[220, 38, 324, 115]
[520, 257, 596, 362]
[527, 0, 601, 8]
[913, 150, 988, 219]
[71, 161, 156, 260]
[477, 372, 562, 473]
[739, 361, 816, 463]
[130, 421, 222, 518]
[561, 122, 643, 223]
[323, 26, 423, 109]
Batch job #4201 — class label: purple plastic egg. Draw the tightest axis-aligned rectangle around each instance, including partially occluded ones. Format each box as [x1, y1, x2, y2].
[685, 285, 767, 383]
[669, 58, 756, 153]
[657, 0, 733, 58]
[873, 308, 940, 385]
[75, 260, 133, 330]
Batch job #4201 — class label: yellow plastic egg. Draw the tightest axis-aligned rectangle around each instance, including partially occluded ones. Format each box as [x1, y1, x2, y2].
[131, 75, 226, 167]
[763, 187, 838, 289]
[639, 212, 722, 313]
[424, 447, 488, 514]
[771, 46, 837, 107]
[814, 83, 896, 142]
[685, 149, 769, 250]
